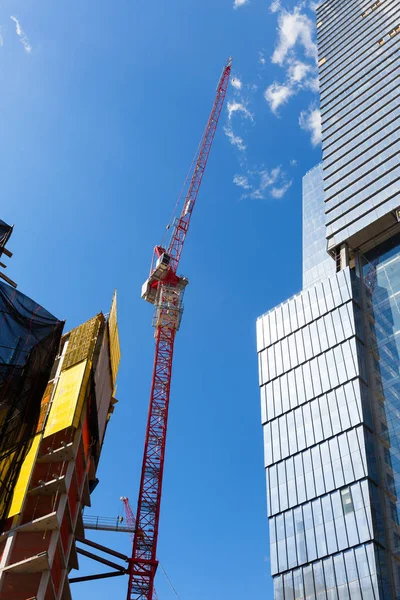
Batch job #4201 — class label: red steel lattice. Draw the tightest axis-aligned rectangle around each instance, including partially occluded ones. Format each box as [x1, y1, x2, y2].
[127, 58, 231, 600]
[167, 60, 232, 274]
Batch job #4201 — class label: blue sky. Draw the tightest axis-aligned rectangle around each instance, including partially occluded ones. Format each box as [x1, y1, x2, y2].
[1, 0, 322, 598]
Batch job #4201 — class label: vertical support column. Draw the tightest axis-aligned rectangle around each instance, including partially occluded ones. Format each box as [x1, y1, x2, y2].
[336, 243, 349, 272]
[0, 516, 19, 589]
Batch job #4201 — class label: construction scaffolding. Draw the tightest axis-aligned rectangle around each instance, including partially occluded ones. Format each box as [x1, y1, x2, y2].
[0, 282, 63, 531]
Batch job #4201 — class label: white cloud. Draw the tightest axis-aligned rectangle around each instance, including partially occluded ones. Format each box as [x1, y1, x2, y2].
[224, 79, 257, 159]
[259, 52, 266, 65]
[10, 16, 31, 53]
[309, 1, 320, 10]
[224, 124, 246, 152]
[271, 181, 292, 198]
[233, 174, 251, 189]
[263, 4, 319, 115]
[269, 0, 281, 13]
[231, 77, 242, 90]
[299, 105, 322, 146]
[264, 82, 294, 113]
[304, 75, 319, 92]
[272, 7, 317, 66]
[287, 60, 312, 83]
[290, 159, 298, 166]
[234, 0, 249, 8]
[227, 100, 254, 121]
[250, 167, 292, 199]
[234, 165, 292, 200]
[264, 60, 319, 114]
[260, 166, 281, 188]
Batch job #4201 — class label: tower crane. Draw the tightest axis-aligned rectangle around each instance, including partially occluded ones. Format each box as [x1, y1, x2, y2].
[127, 58, 232, 600]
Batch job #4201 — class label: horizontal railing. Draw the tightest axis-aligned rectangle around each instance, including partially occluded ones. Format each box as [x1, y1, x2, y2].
[83, 515, 135, 533]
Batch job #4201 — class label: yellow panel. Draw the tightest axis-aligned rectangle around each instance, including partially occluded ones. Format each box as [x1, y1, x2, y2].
[8, 434, 41, 518]
[108, 291, 121, 388]
[0, 450, 16, 517]
[62, 315, 103, 371]
[44, 360, 91, 438]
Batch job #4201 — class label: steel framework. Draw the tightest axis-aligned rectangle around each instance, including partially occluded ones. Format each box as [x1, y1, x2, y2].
[122, 497, 159, 600]
[127, 58, 231, 600]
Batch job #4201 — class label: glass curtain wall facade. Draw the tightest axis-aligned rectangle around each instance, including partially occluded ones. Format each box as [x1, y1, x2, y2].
[257, 0, 400, 598]
[257, 269, 391, 598]
[360, 235, 400, 596]
[303, 164, 335, 289]
[319, 0, 400, 251]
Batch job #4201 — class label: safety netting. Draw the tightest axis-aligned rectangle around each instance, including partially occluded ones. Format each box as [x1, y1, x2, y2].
[0, 281, 64, 530]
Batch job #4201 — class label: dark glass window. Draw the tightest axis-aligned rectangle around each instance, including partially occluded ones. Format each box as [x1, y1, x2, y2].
[390, 502, 399, 525]
[387, 473, 395, 494]
[384, 448, 392, 468]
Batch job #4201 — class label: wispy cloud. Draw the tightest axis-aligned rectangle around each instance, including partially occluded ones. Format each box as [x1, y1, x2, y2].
[234, 0, 249, 8]
[10, 16, 31, 53]
[271, 180, 292, 198]
[272, 5, 317, 66]
[299, 104, 322, 146]
[224, 67, 290, 200]
[264, 82, 294, 113]
[233, 174, 251, 189]
[231, 77, 242, 90]
[233, 165, 292, 200]
[227, 100, 254, 121]
[287, 59, 312, 83]
[265, 57, 317, 113]
[223, 58, 293, 200]
[269, 0, 281, 13]
[263, 2, 319, 120]
[224, 124, 247, 152]
[224, 75, 257, 153]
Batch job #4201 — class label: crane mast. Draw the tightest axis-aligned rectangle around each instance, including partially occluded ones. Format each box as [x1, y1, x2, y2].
[121, 497, 159, 600]
[129, 58, 231, 600]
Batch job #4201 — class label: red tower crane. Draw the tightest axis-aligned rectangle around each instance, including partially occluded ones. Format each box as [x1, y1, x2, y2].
[127, 58, 232, 600]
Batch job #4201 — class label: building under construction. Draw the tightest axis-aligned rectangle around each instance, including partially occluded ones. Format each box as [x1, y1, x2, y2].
[0, 222, 121, 600]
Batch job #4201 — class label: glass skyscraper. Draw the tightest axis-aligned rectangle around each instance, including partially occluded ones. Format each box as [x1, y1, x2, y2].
[257, 1, 400, 598]
[302, 164, 336, 289]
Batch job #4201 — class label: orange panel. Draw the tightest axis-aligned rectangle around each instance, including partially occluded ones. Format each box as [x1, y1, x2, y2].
[82, 412, 90, 460]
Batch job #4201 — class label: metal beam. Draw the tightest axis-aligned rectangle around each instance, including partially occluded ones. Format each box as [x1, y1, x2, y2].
[70, 570, 126, 584]
[0, 271, 17, 288]
[76, 536, 128, 561]
[76, 547, 125, 572]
